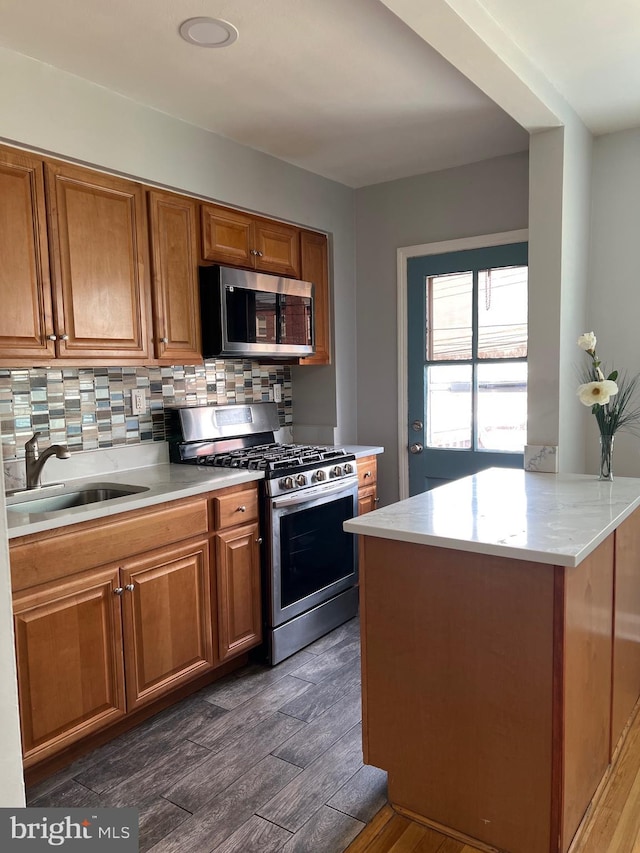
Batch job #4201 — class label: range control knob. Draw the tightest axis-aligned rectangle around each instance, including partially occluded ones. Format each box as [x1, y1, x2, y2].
[314, 469, 327, 482]
[331, 465, 343, 478]
[295, 474, 307, 487]
[280, 476, 295, 490]
[344, 463, 354, 474]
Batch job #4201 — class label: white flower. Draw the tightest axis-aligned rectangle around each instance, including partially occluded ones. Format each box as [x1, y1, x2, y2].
[577, 380, 618, 407]
[578, 332, 597, 352]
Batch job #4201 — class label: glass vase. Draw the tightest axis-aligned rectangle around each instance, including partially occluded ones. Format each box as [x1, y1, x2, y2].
[598, 434, 614, 481]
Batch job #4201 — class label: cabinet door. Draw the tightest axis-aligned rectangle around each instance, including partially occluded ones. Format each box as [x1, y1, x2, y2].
[612, 510, 640, 750]
[13, 566, 126, 767]
[120, 538, 215, 710]
[253, 217, 301, 277]
[216, 522, 262, 661]
[299, 230, 330, 365]
[0, 147, 55, 361]
[201, 203, 254, 267]
[45, 161, 151, 360]
[358, 485, 378, 516]
[148, 190, 202, 363]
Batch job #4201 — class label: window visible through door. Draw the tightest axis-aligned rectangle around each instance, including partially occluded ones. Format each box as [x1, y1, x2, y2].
[407, 241, 528, 495]
[426, 265, 528, 452]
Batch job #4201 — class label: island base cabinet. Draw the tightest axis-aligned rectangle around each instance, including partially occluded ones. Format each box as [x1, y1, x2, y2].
[121, 538, 215, 711]
[359, 533, 618, 853]
[611, 510, 640, 752]
[13, 566, 126, 768]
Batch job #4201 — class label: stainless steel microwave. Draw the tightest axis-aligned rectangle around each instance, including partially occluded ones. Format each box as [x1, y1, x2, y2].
[199, 265, 315, 359]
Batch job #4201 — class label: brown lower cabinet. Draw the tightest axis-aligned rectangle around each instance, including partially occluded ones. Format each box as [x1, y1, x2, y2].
[10, 484, 262, 772]
[357, 455, 379, 515]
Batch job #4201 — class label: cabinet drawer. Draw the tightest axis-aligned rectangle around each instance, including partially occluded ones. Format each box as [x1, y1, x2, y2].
[10, 497, 209, 591]
[213, 488, 259, 529]
[357, 456, 378, 489]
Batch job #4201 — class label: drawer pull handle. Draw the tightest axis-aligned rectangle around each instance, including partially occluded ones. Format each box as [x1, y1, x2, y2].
[125, 583, 135, 592]
[363, 471, 372, 478]
[114, 587, 124, 595]
[237, 505, 246, 512]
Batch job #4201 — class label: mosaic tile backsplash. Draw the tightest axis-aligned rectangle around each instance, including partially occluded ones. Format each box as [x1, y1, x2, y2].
[0, 360, 292, 465]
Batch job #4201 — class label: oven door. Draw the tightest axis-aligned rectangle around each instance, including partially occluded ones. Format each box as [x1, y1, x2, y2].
[267, 476, 359, 628]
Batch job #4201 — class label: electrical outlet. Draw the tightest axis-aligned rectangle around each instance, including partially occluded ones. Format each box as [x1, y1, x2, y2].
[273, 384, 282, 403]
[131, 389, 146, 415]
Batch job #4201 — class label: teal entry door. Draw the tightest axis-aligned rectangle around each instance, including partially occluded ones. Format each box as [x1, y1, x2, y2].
[407, 242, 528, 495]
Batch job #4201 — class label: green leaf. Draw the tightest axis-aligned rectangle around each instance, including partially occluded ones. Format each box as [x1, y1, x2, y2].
[608, 370, 619, 381]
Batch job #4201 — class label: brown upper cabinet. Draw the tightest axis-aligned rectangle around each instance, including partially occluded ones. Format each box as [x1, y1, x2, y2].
[201, 202, 301, 278]
[0, 142, 330, 367]
[0, 148, 56, 361]
[147, 189, 202, 363]
[299, 230, 331, 365]
[45, 161, 152, 361]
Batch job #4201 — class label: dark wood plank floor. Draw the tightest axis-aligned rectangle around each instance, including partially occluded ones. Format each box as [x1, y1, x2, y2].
[26, 616, 388, 852]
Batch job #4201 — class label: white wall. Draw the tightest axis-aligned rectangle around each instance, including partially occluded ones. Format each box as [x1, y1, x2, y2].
[0, 477, 24, 806]
[0, 46, 356, 445]
[0, 45, 358, 800]
[527, 122, 593, 475]
[355, 151, 530, 504]
[589, 127, 640, 476]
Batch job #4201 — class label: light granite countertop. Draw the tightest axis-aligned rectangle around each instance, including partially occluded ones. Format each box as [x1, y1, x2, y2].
[6, 444, 384, 539]
[344, 467, 640, 567]
[5, 464, 264, 539]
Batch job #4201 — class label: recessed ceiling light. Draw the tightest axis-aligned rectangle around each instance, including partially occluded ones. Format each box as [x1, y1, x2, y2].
[179, 17, 239, 48]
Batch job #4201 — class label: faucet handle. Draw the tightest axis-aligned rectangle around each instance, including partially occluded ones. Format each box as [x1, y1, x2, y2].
[25, 432, 42, 453]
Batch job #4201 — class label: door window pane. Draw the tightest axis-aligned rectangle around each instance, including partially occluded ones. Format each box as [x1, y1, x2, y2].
[427, 364, 472, 448]
[426, 272, 473, 360]
[478, 266, 528, 358]
[477, 362, 527, 451]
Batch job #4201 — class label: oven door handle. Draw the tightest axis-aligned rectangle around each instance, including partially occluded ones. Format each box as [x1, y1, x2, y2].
[270, 476, 358, 508]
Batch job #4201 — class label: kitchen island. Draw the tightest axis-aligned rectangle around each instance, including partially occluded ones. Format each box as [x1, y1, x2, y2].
[344, 468, 640, 853]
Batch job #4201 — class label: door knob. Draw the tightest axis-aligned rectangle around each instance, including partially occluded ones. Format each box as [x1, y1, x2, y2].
[409, 443, 424, 454]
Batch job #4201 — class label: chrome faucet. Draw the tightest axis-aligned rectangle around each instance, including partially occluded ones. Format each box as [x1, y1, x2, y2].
[25, 432, 70, 489]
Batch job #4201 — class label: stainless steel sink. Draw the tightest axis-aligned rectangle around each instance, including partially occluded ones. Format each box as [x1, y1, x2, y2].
[6, 483, 150, 514]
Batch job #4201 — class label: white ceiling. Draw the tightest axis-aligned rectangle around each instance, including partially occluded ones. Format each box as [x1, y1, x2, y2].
[476, 0, 640, 134]
[0, 0, 637, 187]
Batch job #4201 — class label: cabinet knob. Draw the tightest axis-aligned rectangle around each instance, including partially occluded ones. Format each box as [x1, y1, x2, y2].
[113, 587, 124, 595]
[257, 250, 263, 257]
[160, 337, 169, 344]
[256, 537, 263, 544]
[125, 583, 135, 592]
[363, 471, 372, 479]
[47, 334, 57, 341]
[237, 505, 246, 512]
[250, 249, 258, 256]
[60, 334, 69, 341]
[374, 497, 380, 505]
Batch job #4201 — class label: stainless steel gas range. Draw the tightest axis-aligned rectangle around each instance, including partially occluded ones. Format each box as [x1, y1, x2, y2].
[169, 402, 359, 664]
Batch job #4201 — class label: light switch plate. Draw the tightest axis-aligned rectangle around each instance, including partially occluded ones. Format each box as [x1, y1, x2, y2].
[131, 389, 146, 415]
[273, 384, 282, 403]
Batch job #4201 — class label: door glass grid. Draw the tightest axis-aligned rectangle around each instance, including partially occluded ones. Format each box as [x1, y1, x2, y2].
[425, 265, 527, 453]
